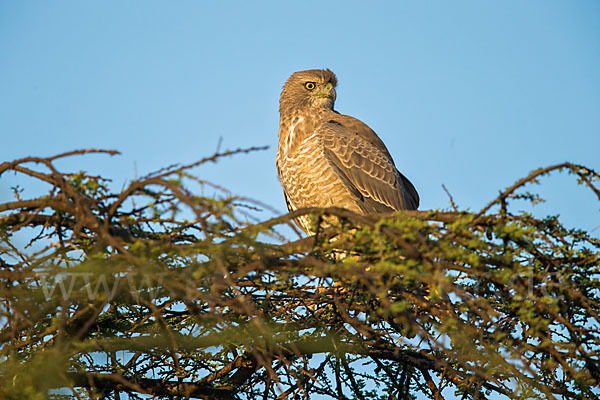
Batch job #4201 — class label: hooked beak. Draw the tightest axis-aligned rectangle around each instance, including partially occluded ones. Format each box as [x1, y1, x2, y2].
[314, 82, 336, 101]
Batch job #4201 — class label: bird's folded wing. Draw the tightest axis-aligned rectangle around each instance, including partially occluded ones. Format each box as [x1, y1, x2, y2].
[397, 170, 419, 210]
[320, 123, 418, 212]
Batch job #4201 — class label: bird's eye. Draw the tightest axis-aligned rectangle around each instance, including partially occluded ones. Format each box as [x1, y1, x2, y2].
[304, 82, 316, 90]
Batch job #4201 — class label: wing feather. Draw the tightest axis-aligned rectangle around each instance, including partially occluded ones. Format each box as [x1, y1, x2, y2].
[319, 121, 419, 212]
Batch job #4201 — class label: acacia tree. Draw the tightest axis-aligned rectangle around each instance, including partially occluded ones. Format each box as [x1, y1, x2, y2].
[0, 149, 599, 400]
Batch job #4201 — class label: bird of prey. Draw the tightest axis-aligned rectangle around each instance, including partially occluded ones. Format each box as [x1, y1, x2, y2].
[276, 69, 419, 235]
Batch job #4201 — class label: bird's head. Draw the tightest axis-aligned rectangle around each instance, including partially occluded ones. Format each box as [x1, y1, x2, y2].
[279, 69, 338, 115]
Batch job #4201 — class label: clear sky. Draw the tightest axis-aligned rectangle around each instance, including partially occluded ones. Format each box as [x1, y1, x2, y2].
[1, 2, 599, 398]
[1, 1, 599, 232]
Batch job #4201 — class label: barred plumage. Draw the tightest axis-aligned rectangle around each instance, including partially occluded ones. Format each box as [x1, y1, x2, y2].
[276, 69, 419, 234]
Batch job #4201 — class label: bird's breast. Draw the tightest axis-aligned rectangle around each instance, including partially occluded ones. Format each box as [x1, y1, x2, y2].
[282, 116, 304, 157]
[277, 114, 322, 165]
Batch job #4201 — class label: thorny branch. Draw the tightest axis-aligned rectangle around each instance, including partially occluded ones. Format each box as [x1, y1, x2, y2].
[0, 150, 599, 399]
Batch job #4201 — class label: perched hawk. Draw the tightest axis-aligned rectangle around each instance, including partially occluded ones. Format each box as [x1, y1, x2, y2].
[276, 69, 419, 235]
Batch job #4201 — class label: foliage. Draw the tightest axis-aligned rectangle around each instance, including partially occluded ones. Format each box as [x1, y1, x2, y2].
[0, 149, 599, 400]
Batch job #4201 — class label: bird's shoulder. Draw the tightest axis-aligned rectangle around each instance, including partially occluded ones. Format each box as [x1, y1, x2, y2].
[316, 111, 394, 163]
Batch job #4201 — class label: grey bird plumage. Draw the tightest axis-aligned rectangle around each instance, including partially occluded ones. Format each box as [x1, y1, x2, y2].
[276, 69, 419, 234]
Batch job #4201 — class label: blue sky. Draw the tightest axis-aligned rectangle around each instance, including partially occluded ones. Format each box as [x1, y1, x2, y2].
[1, 1, 599, 232]
[1, 2, 599, 398]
